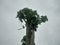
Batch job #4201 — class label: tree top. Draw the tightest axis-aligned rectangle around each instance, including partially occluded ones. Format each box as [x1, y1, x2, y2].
[16, 8, 48, 31]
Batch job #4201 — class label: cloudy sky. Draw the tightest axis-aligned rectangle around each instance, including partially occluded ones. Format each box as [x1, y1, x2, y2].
[0, 0, 60, 45]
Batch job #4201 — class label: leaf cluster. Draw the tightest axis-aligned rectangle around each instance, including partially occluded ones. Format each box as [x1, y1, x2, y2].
[16, 8, 48, 31]
[21, 35, 26, 45]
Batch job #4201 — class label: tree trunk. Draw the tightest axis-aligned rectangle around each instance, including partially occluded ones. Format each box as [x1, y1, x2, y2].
[30, 30, 35, 45]
[26, 23, 31, 45]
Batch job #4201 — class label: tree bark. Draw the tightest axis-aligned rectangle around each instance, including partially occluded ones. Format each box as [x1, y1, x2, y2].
[30, 30, 35, 45]
[26, 23, 31, 45]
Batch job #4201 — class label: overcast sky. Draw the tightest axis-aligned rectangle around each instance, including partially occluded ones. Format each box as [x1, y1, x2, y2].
[0, 0, 60, 45]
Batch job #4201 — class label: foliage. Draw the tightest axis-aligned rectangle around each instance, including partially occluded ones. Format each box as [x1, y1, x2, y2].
[21, 35, 26, 45]
[16, 8, 48, 31]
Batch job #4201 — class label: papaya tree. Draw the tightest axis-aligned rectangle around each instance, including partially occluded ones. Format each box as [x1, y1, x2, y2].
[16, 8, 48, 45]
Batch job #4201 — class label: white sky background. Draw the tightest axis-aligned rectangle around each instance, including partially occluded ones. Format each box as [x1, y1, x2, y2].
[0, 0, 60, 45]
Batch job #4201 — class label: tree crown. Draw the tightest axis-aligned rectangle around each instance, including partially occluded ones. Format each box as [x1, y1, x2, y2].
[16, 8, 48, 31]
